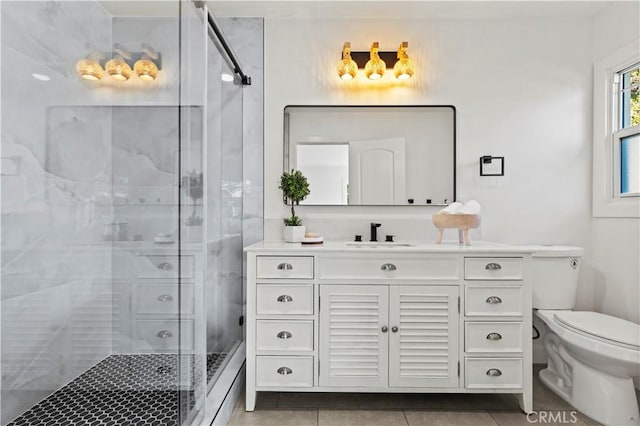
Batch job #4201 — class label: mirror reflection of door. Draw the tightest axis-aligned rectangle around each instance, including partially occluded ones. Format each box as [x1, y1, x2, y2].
[296, 143, 349, 204]
[349, 137, 406, 205]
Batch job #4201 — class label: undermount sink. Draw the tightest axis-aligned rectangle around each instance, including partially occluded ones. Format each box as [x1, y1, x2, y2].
[345, 242, 413, 248]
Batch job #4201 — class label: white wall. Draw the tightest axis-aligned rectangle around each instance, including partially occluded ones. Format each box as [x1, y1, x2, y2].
[591, 2, 640, 324]
[263, 15, 595, 307]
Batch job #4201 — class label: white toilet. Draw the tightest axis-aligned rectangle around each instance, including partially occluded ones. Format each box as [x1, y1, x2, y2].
[532, 246, 640, 426]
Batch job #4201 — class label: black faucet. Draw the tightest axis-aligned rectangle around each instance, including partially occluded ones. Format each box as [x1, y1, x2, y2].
[370, 223, 381, 242]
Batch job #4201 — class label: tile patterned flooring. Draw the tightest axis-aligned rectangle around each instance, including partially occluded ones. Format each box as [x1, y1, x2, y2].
[228, 366, 624, 426]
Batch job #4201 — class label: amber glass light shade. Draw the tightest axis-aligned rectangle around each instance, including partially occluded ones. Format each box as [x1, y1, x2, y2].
[337, 42, 358, 80]
[364, 42, 386, 80]
[134, 57, 158, 81]
[75, 58, 103, 81]
[105, 56, 132, 81]
[393, 42, 414, 80]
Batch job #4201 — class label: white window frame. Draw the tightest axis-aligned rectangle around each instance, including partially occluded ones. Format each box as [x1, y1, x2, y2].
[593, 39, 640, 217]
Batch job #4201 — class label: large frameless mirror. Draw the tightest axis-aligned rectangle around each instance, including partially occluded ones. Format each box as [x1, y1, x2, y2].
[284, 105, 456, 206]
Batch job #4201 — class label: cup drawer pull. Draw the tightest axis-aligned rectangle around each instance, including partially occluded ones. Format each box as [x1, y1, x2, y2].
[277, 263, 293, 271]
[485, 296, 502, 304]
[486, 332, 503, 341]
[157, 330, 173, 339]
[381, 263, 397, 271]
[157, 262, 174, 271]
[157, 294, 174, 303]
[485, 262, 502, 271]
[277, 295, 293, 303]
[486, 368, 502, 377]
[277, 331, 293, 339]
[277, 367, 293, 375]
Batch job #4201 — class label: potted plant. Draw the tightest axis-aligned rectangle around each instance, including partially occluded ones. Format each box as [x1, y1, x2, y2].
[279, 169, 310, 242]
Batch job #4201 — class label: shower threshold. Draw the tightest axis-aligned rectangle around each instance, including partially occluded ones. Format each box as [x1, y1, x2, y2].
[9, 353, 227, 426]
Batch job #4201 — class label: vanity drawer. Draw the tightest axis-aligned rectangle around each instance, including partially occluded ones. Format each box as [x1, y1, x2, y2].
[465, 357, 523, 389]
[134, 319, 193, 352]
[136, 255, 194, 280]
[257, 256, 314, 279]
[256, 284, 314, 315]
[256, 320, 313, 352]
[465, 286, 523, 317]
[464, 257, 523, 281]
[134, 284, 193, 315]
[319, 254, 460, 280]
[465, 322, 523, 353]
[256, 356, 313, 387]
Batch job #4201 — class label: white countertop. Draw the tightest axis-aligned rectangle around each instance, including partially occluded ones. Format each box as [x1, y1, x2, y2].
[244, 240, 536, 254]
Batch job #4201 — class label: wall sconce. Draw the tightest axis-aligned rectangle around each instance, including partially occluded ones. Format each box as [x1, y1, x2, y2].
[337, 41, 415, 81]
[364, 42, 386, 80]
[76, 43, 162, 83]
[76, 52, 104, 81]
[337, 42, 358, 80]
[480, 155, 505, 176]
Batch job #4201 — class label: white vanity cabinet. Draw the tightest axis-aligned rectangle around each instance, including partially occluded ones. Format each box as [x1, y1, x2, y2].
[245, 242, 533, 414]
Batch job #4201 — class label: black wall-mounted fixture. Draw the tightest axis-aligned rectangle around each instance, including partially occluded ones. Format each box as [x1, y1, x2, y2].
[480, 155, 504, 176]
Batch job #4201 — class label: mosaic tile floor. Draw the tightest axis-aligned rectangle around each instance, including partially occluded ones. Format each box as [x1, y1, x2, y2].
[9, 353, 226, 426]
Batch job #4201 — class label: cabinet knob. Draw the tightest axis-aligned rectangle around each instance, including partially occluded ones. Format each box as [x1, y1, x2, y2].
[485, 296, 502, 304]
[391, 326, 399, 333]
[381, 326, 388, 333]
[485, 262, 502, 271]
[277, 367, 293, 375]
[157, 330, 173, 339]
[486, 332, 502, 341]
[277, 263, 293, 271]
[380, 263, 397, 272]
[157, 294, 174, 303]
[277, 331, 293, 340]
[157, 262, 174, 271]
[486, 368, 502, 377]
[277, 294, 293, 303]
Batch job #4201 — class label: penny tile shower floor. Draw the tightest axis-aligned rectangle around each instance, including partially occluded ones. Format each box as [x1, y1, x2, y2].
[8, 353, 226, 426]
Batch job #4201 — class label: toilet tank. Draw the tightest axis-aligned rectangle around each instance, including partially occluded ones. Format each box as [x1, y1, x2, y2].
[528, 246, 584, 310]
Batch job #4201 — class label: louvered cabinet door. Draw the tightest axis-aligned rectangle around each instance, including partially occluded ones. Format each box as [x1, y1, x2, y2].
[319, 285, 389, 387]
[389, 285, 459, 387]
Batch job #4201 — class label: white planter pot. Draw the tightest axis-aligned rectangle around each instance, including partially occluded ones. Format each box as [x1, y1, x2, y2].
[283, 225, 305, 243]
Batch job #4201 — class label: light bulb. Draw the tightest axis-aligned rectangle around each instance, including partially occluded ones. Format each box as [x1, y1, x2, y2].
[364, 42, 386, 80]
[105, 56, 132, 81]
[337, 42, 357, 80]
[134, 57, 158, 81]
[393, 42, 414, 80]
[76, 58, 103, 81]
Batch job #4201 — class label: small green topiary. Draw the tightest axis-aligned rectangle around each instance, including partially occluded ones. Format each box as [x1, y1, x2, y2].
[279, 169, 310, 226]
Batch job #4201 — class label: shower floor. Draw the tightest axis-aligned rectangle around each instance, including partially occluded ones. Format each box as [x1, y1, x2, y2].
[9, 352, 227, 426]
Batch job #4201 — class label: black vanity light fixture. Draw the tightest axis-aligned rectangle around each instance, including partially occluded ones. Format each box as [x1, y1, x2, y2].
[480, 155, 505, 176]
[337, 41, 415, 81]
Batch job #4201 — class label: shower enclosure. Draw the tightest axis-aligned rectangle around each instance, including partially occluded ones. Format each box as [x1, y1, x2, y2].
[0, 1, 261, 424]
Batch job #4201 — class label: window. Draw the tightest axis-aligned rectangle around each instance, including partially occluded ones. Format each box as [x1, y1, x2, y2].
[593, 40, 640, 217]
[614, 64, 640, 197]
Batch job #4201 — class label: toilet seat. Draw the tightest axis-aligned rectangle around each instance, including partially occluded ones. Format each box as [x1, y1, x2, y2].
[553, 311, 640, 350]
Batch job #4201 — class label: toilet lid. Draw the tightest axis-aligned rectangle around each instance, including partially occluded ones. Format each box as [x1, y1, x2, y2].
[554, 311, 640, 349]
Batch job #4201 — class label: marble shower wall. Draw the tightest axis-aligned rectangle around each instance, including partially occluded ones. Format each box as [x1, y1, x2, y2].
[0, 1, 113, 423]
